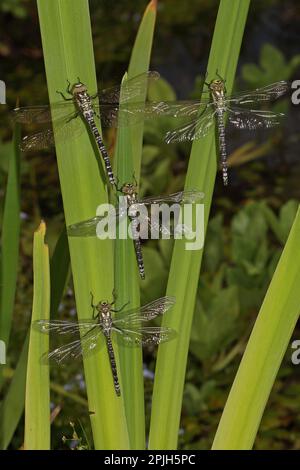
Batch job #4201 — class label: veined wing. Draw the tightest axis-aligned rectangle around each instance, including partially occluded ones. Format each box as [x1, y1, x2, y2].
[113, 296, 176, 326]
[67, 206, 126, 238]
[94, 100, 207, 128]
[67, 216, 104, 238]
[13, 99, 205, 127]
[12, 102, 76, 124]
[227, 81, 289, 105]
[135, 190, 204, 206]
[12, 71, 160, 123]
[227, 106, 285, 129]
[114, 325, 176, 347]
[34, 319, 99, 336]
[19, 114, 85, 151]
[129, 209, 173, 238]
[94, 71, 161, 104]
[42, 327, 105, 364]
[16, 102, 206, 151]
[165, 107, 216, 143]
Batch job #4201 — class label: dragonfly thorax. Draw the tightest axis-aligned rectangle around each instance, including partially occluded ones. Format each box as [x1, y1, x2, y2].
[98, 301, 112, 315]
[98, 302, 113, 332]
[121, 183, 138, 197]
[71, 82, 88, 95]
[209, 79, 226, 104]
[71, 82, 93, 114]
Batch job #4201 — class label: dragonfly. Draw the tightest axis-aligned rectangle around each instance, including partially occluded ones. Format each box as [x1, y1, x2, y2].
[67, 183, 204, 279]
[12, 71, 162, 186]
[164, 77, 289, 185]
[34, 294, 176, 397]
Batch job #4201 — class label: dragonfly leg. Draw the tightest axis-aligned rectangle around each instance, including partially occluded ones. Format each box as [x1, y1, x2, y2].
[216, 69, 226, 82]
[66, 112, 79, 123]
[204, 71, 210, 87]
[132, 171, 138, 187]
[111, 289, 118, 305]
[90, 291, 98, 318]
[114, 176, 122, 192]
[66, 80, 72, 94]
[112, 300, 130, 313]
[56, 81, 73, 101]
[56, 90, 73, 101]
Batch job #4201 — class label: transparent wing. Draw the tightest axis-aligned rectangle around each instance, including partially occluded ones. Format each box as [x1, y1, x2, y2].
[12, 71, 160, 123]
[227, 81, 289, 105]
[94, 70, 161, 103]
[113, 296, 176, 326]
[67, 206, 125, 238]
[136, 190, 204, 205]
[42, 327, 104, 364]
[12, 102, 76, 124]
[227, 106, 285, 129]
[17, 102, 207, 150]
[130, 210, 172, 238]
[19, 115, 85, 151]
[165, 107, 216, 143]
[115, 326, 176, 347]
[34, 319, 100, 336]
[67, 216, 104, 238]
[93, 100, 207, 128]
[13, 99, 205, 127]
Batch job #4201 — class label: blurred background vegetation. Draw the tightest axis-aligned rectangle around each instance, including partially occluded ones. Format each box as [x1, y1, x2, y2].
[1, 0, 300, 450]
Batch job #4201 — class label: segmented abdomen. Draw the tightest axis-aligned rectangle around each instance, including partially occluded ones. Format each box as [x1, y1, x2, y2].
[216, 110, 228, 186]
[130, 216, 145, 280]
[85, 114, 115, 185]
[106, 335, 120, 396]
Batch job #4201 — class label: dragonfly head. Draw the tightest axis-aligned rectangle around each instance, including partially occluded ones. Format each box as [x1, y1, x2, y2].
[71, 82, 88, 95]
[99, 301, 111, 316]
[209, 79, 225, 95]
[121, 182, 137, 196]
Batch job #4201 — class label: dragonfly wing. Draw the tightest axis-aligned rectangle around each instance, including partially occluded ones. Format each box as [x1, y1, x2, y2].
[227, 106, 285, 129]
[34, 319, 99, 336]
[165, 107, 216, 143]
[12, 102, 75, 124]
[67, 216, 103, 237]
[131, 209, 172, 238]
[20, 115, 85, 151]
[21, 129, 55, 151]
[228, 81, 289, 105]
[114, 326, 176, 347]
[42, 327, 104, 364]
[94, 71, 160, 104]
[97, 103, 146, 127]
[68, 206, 124, 238]
[114, 296, 176, 326]
[95, 100, 205, 128]
[137, 190, 204, 205]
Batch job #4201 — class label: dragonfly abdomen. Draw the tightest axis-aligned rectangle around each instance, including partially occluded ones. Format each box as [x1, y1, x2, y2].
[105, 335, 121, 396]
[85, 114, 115, 185]
[133, 238, 145, 280]
[130, 216, 145, 280]
[216, 110, 228, 186]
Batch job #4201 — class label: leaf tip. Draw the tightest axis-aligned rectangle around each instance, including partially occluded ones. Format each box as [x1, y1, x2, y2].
[36, 220, 47, 236]
[148, 0, 158, 12]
